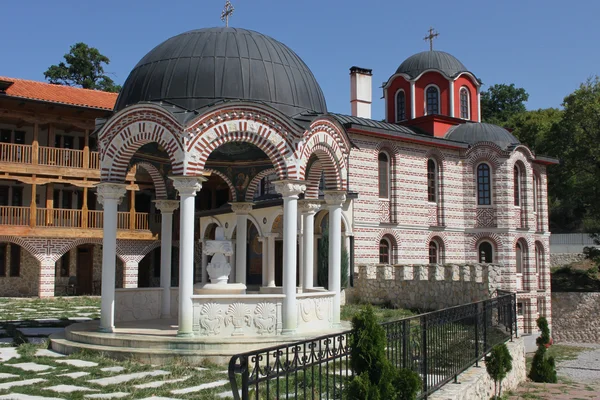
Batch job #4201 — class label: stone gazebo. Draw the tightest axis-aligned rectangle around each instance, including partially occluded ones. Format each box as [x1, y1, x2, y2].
[51, 27, 352, 359]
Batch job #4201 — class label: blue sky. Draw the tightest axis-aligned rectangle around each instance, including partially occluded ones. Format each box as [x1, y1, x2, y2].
[3, 0, 599, 120]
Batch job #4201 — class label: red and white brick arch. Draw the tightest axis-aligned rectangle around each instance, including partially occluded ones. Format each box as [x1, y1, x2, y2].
[464, 143, 504, 170]
[98, 105, 186, 182]
[376, 229, 402, 264]
[204, 168, 237, 202]
[245, 168, 276, 202]
[129, 162, 168, 200]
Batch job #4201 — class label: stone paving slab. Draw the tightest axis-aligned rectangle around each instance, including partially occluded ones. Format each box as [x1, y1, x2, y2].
[35, 349, 66, 358]
[46, 384, 99, 393]
[134, 376, 191, 389]
[58, 371, 91, 379]
[0, 372, 19, 379]
[85, 392, 130, 399]
[0, 394, 64, 400]
[171, 379, 229, 394]
[17, 327, 64, 336]
[0, 378, 47, 390]
[56, 359, 98, 368]
[138, 398, 183, 400]
[100, 366, 124, 373]
[8, 362, 54, 371]
[88, 369, 170, 386]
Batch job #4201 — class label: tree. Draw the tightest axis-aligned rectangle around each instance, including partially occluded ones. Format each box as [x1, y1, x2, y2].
[480, 83, 529, 125]
[507, 108, 562, 152]
[528, 317, 557, 383]
[485, 343, 513, 399]
[44, 42, 121, 92]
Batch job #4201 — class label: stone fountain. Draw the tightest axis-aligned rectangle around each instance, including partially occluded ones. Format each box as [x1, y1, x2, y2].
[194, 227, 246, 295]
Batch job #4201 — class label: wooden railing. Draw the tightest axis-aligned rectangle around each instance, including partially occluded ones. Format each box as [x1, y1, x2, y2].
[0, 143, 33, 164]
[0, 207, 157, 231]
[0, 143, 101, 170]
[0, 206, 30, 226]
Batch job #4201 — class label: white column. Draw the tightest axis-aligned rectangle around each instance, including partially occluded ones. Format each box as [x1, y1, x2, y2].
[122, 261, 139, 288]
[410, 81, 416, 119]
[325, 190, 346, 327]
[274, 180, 306, 334]
[260, 237, 268, 287]
[449, 79, 455, 118]
[201, 240, 208, 283]
[299, 201, 319, 290]
[97, 183, 127, 333]
[267, 233, 276, 287]
[231, 203, 253, 285]
[153, 200, 179, 318]
[477, 85, 482, 122]
[170, 176, 205, 337]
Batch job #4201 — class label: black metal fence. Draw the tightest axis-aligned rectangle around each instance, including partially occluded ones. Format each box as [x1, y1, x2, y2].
[228, 292, 517, 400]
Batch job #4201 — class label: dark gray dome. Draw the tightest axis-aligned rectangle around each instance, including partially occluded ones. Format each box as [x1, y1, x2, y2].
[445, 123, 520, 149]
[115, 27, 327, 117]
[396, 51, 469, 79]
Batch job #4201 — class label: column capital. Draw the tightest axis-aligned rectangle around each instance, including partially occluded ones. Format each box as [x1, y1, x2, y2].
[153, 199, 180, 213]
[170, 176, 206, 196]
[96, 183, 127, 205]
[298, 200, 321, 215]
[230, 202, 254, 215]
[324, 190, 347, 207]
[273, 180, 306, 198]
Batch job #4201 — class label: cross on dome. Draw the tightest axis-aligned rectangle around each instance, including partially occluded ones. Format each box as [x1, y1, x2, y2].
[221, 0, 235, 27]
[424, 27, 439, 51]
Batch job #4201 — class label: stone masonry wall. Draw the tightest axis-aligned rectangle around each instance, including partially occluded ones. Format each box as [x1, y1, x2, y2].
[354, 263, 502, 310]
[0, 246, 39, 297]
[550, 253, 585, 268]
[551, 292, 600, 343]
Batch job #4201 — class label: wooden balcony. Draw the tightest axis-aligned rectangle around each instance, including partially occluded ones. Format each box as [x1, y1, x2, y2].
[0, 142, 99, 170]
[0, 206, 158, 240]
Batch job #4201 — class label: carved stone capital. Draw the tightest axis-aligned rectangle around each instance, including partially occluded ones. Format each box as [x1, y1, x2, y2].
[153, 200, 180, 214]
[230, 202, 254, 215]
[96, 183, 127, 206]
[298, 200, 321, 215]
[324, 190, 347, 207]
[170, 176, 206, 196]
[273, 180, 306, 198]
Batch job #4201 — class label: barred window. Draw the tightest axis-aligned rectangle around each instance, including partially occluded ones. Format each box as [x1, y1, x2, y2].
[477, 163, 491, 205]
[426, 86, 439, 115]
[460, 87, 470, 119]
[379, 239, 390, 264]
[396, 90, 406, 122]
[378, 153, 390, 198]
[427, 159, 437, 202]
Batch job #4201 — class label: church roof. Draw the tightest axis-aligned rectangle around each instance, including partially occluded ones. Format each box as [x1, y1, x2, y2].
[445, 122, 520, 150]
[396, 51, 471, 79]
[115, 27, 327, 118]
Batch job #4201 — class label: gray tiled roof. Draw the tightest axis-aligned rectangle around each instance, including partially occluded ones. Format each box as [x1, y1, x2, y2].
[396, 51, 471, 79]
[445, 123, 520, 150]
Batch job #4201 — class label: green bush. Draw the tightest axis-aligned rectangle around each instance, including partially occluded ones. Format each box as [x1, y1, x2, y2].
[346, 304, 421, 400]
[485, 343, 513, 399]
[317, 228, 350, 289]
[528, 317, 557, 383]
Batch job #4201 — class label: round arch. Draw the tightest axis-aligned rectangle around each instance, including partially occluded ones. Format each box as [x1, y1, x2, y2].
[245, 168, 277, 202]
[204, 168, 237, 202]
[127, 162, 168, 199]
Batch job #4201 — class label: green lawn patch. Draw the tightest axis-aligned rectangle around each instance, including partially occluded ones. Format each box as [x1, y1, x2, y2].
[341, 303, 415, 323]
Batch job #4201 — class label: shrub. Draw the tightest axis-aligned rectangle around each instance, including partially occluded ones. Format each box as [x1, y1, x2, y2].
[535, 317, 551, 347]
[346, 304, 421, 400]
[528, 317, 557, 383]
[485, 343, 513, 399]
[317, 228, 350, 289]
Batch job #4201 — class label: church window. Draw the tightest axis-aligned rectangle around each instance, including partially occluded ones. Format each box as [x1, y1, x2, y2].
[426, 86, 440, 115]
[427, 159, 438, 203]
[517, 302, 524, 316]
[478, 241, 493, 263]
[429, 238, 444, 264]
[477, 163, 491, 206]
[378, 152, 390, 199]
[533, 175, 539, 212]
[379, 239, 390, 264]
[516, 241, 524, 273]
[9, 244, 20, 277]
[396, 90, 406, 122]
[514, 165, 521, 206]
[460, 87, 470, 119]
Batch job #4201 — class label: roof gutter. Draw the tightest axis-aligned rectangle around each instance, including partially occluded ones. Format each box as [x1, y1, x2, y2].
[346, 125, 469, 150]
[534, 155, 560, 165]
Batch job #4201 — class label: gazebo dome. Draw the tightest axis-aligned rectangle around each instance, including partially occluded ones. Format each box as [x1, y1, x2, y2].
[115, 27, 327, 117]
[396, 50, 469, 79]
[445, 122, 520, 149]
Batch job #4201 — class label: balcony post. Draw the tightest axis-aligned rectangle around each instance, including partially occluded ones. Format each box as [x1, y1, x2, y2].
[129, 186, 136, 230]
[83, 129, 90, 169]
[82, 187, 89, 229]
[32, 122, 39, 165]
[29, 181, 37, 228]
[45, 183, 54, 226]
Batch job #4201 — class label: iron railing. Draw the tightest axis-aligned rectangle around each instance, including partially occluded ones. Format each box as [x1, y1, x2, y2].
[228, 292, 516, 400]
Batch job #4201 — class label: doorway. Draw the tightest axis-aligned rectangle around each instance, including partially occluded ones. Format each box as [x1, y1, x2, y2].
[76, 245, 94, 295]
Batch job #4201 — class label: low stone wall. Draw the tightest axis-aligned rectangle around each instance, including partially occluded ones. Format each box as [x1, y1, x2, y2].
[354, 264, 502, 310]
[430, 337, 526, 400]
[115, 288, 162, 322]
[551, 292, 600, 343]
[550, 253, 585, 268]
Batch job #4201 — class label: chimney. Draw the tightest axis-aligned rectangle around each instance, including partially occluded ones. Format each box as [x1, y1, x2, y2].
[350, 66, 372, 119]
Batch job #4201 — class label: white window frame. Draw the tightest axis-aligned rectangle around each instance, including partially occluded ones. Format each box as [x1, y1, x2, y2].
[514, 164, 522, 207]
[379, 237, 392, 264]
[427, 159, 438, 203]
[424, 84, 441, 116]
[378, 151, 391, 200]
[459, 86, 471, 120]
[395, 89, 407, 122]
[476, 162, 493, 207]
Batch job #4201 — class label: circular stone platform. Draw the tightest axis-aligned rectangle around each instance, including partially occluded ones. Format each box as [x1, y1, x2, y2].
[50, 319, 349, 366]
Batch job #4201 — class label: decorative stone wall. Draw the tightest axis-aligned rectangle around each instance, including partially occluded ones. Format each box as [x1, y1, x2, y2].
[0, 246, 39, 297]
[430, 337, 526, 400]
[354, 264, 502, 310]
[551, 292, 600, 343]
[550, 253, 585, 268]
[115, 288, 162, 322]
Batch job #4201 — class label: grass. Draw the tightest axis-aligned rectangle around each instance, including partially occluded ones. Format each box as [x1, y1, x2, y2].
[340, 303, 415, 322]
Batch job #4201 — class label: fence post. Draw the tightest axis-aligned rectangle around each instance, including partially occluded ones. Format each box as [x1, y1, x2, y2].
[421, 315, 428, 397]
[512, 293, 517, 340]
[402, 319, 409, 370]
[483, 301, 488, 353]
[228, 355, 248, 400]
[474, 303, 479, 367]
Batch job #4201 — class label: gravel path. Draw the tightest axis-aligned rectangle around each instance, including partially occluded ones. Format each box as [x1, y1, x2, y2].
[557, 343, 600, 384]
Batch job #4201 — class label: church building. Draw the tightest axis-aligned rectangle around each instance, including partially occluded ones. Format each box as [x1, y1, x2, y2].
[0, 25, 555, 337]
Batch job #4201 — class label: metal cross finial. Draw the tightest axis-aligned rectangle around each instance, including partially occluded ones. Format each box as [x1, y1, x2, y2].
[424, 27, 439, 51]
[221, 0, 235, 27]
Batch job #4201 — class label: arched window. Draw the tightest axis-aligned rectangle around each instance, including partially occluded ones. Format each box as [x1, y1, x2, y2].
[378, 152, 390, 199]
[429, 239, 444, 264]
[532, 174, 539, 212]
[514, 165, 521, 206]
[478, 241, 493, 263]
[427, 159, 438, 203]
[516, 241, 524, 273]
[477, 163, 491, 205]
[379, 238, 391, 264]
[535, 242, 544, 289]
[426, 86, 440, 115]
[396, 90, 406, 122]
[460, 87, 470, 119]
